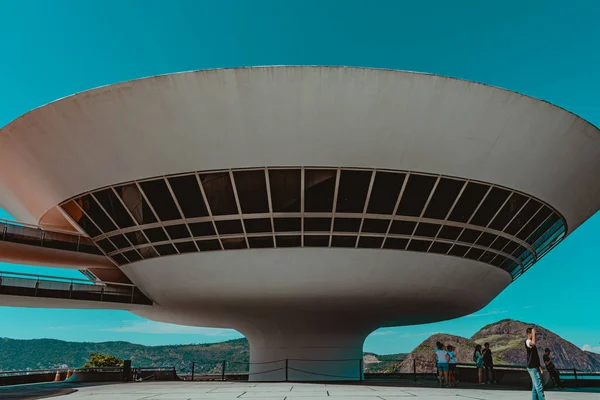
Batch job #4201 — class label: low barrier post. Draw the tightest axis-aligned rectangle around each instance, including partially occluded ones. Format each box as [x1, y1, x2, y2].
[573, 368, 578, 388]
[359, 358, 363, 381]
[413, 359, 416, 382]
[285, 359, 289, 381]
[191, 362, 195, 381]
[221, 361, 226, 381]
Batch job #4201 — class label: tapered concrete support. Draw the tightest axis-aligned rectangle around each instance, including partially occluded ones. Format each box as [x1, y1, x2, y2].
[242, 320, 370, 381]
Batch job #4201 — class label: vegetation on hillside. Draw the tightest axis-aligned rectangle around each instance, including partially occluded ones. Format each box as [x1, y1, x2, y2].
[82, 352, 124, 368]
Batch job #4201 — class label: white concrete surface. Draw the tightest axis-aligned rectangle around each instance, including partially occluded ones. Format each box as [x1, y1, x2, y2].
[46, 381, 600, 400]
[1, 67, 599, 232]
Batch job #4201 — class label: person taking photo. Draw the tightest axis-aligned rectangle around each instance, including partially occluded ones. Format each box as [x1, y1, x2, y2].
[526, 327, 546, 399]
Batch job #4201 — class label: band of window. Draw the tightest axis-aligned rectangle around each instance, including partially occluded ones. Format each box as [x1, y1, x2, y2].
[59, 167, 567, 279]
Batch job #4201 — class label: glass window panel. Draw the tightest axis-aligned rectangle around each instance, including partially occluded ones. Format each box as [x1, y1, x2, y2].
[358, 236, 383, 249]
[476, 232, 497, 247]
[490, 236, 509, 251]
[501, 258, 520, 274]
[331, 235, 357, 247]
[335, 170, 372, 213]
[165, 224, 191, 240]
[502, 241, 519, 255]
[97, 238, 116, 253]
[516, 206, 552, 241]
[93, 189, 135, 229]
[114, 184, 157, 225]
[448, 245, 469, 257]
[275, 235, 301, 247]
[528, 214, 560, 246]
[154, 243, 178, 256]
[274, 218, 301, 232]
[123, 250, 143, 262]
[362, 218, 390, 233]
[333, 218, 361, 232]
[233, 170, 270, 214]
[78, 237, 102, 255]
[125, 231, 148, 246]
[143, 227, 169, 243]
[488, 193, 528, 231]
[504, 200, 542, 236]
[244, 218, 273, 233]
[108, 234, 130, 249]
[175, 241, 198, 254]
[465, 247, 484, 260]
[469, 187, 511, 227]
[430, 242, 452, 254]
[367, 172, 406, 214]
[304, 218, 332, 232]
[62, 201, 102, 237]
[199, 172, 239, 216]
[304, 235, 330, 247]
[221, 237, 247, 250]
[458, 228, 481, 244]
[248, 236, 274, 249]
[389, 220, 416, 235]
[414, 223, 441, 238]
[139, 179, 182, 221]
[215, 220, 244, 235]
[304, 169, 336, 212]
[80, 195, 117, 233]
[111, 254, 128, 266]
[189, 222, 216, 237]
[269, 169, 301, 212]
[196, 239, 222, 251]
[448, 182, 489, 223]
[479, 251, 496, 264]
[383, 238, 408, 250]
[167, 175, 209, 218]
[491, 255, 508, 267]
[138, 246, 159, 259]
[396, 174, 437, 217]
[423, 178, 465, 220]
[437, 225, 462, 240]
[407, 239, 431, 252]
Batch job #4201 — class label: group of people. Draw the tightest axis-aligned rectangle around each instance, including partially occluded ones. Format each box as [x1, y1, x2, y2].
[432, 328, 562, 396]
[433, 342, 457, 388]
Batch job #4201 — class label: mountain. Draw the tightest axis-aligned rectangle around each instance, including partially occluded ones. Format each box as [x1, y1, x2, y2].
[0, 337, 401, 374]
[1, 319, 597, 374]
[0, 337, 249, 373]
[472, 319, 600, 371]
[396, 319, 600, 373]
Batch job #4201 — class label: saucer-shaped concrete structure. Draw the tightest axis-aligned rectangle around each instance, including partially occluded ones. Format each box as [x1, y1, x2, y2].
[1, 66, 599, 380]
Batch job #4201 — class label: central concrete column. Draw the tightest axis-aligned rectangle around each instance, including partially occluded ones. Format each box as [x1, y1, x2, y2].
[239, 315, 373, 382]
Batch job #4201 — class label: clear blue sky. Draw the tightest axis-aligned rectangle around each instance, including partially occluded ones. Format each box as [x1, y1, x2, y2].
[0, 0, 599, 355]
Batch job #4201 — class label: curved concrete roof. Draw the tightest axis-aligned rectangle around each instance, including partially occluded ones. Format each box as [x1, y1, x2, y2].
[1, 66, 599, 233]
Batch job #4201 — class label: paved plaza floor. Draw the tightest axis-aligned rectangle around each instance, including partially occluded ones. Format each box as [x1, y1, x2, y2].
[2, 381, 599, 400]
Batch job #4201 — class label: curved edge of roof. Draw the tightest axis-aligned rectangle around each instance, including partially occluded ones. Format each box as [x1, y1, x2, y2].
[1, 65, 599, 134]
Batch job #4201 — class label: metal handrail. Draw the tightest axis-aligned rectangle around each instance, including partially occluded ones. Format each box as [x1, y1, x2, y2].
[0, 217, 86, 237]
[0, 270, 136, 287]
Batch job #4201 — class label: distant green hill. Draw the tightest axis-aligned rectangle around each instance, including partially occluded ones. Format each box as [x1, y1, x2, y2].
[0, 337, 403, 373]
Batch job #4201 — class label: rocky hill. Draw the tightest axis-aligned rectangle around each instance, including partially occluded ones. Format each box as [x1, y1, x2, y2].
[397, 319, 600, 373]
[472, 319, 600, 371]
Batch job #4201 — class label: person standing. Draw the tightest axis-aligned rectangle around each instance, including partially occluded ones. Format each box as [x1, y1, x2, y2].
[543, 348, 562, 388]
[526, 327, 546, 399]
[434, 342, 450, 388]
[482, 342, 496, 384]
[473, 345, 485, 384]
[447, 345, 457, 387]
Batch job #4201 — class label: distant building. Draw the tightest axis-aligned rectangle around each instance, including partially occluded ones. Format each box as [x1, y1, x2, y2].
[1, 67, 599, 381]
